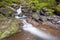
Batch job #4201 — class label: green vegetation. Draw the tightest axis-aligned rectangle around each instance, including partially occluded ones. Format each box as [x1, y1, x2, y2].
[48, 9, 55, 15]
[0, 0, 58, 15]
[0, 14, 6, 20]
[0, 0, 23, 7]
[0, 14, 22, 39]
[56, 4, 60, 12]
[0, 0, 56, 8]
[0, 24, 19, 39]
[0, 14, 5, 18]
[27, 0, 56, 10]
[0, 0, 60, 39]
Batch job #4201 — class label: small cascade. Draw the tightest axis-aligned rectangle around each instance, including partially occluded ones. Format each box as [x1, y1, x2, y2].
[22, 19, 57, 40]
[15, 5, 59, 40]
[16, 5, 22, 15]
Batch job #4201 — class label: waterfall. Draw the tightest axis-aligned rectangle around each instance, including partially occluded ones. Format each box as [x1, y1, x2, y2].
[16, 5, 22, 15]
[15, 5, 59, 40]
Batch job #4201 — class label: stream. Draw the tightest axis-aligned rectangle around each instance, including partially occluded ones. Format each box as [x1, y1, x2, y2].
[14, 5, 60, 40]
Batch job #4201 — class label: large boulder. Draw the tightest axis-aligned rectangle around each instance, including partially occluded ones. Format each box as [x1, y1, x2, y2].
[0, 14, 23, 39]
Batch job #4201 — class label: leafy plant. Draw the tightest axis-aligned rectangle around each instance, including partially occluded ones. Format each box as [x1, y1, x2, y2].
[48, 9, 55, 15]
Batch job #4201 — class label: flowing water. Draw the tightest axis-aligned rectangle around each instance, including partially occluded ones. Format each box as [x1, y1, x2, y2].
[15, 5, 59, 40]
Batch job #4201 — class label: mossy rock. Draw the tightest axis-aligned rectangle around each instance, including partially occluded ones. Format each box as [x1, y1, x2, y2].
[0, 6, 16, 17]
[0, 14, 23, 39]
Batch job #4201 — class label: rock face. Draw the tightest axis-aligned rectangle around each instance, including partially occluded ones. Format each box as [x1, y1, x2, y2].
[0, 14, 23, 39]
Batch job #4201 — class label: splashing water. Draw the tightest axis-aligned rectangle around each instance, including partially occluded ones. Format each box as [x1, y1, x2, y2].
[16, 5, 22, 15]
[22, 19, 59, 40]
[15, 5, 59, 40]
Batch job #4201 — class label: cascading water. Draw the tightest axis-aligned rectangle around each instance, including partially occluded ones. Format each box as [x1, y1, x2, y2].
[15, 5, 59, 40]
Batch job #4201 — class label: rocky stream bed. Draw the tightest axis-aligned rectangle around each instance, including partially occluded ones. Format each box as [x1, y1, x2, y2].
[0, 0, 60, 40]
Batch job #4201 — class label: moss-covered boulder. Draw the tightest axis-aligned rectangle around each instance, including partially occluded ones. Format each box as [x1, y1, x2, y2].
[0, 14, 23, 39]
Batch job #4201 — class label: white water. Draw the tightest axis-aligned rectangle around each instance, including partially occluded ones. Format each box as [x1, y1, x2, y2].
[15, 5, 59, 40]
[16, 5, 22, 15]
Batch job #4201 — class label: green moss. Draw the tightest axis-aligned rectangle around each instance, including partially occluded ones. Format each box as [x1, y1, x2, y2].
[48, 9, 55, 15]
[0, 14, 6, 20]
[0, 30, 10, 39]
[9, 24, 19, 34]
[0, 24, 19, 39]
[0, 14, 4, 18]
[56, 4, 60, 12]
[8, 11, 13, 16]
[0, 17, 22, 39]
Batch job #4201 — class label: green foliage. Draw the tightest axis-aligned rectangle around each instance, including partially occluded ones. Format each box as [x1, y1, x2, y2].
[28, 0, 48, 10]
[0, 18, 22, 39]
[0, 24, 18, 39]
[0, 0, 56, 10]
[0, 14, 4, 18]
[28, 0, 56, 10]
[0, 14, 6, 20]
[0, 0, 23, 7]
[56, 4, 60, 12]
[48, 9, 55, 15]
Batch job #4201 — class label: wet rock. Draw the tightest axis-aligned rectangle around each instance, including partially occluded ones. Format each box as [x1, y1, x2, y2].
[56, 21, 60, 24]
[40, 8, 50, 16]
[11, 4, 20, 10]
[26, 17, 60, 38]
[32, 13, 40, 20]
[40, 8, 54, 16]
[49, 16, 60, 24]
[44, 15, 60, 29]
[21, 4, 31, 13]
[0, 14, 23, 39]
[20, 5, 32, 18]
[31, 12, 43, 23]
[33, 12, 60, 30]
[0, 7, 16, 17]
